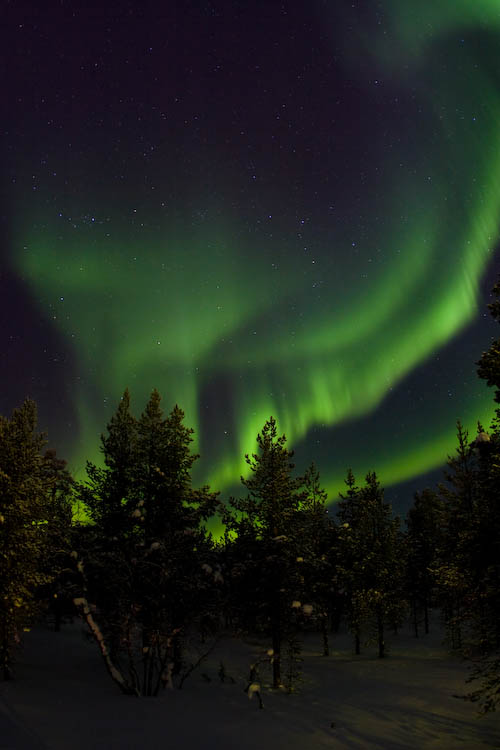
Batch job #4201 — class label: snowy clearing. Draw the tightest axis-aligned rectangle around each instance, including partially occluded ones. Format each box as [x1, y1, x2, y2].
[1, 618, 499, 750]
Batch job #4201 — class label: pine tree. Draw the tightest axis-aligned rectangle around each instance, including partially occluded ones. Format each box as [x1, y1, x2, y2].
[431, 422, 500, 654]
[461, 278, 500, 711]
[337, 470, 367, 655]
[474, 280, 500, 658]
[406, 488, 442, 637]
[77, 389, 139, 663]
[299, 463, 337, 656]
[432, 422, 477, 650]
[470, 425, 500, 652]
[338, 470, 406, 657]
[82, 387, 137, 538]
[39, 449, 75, 631]
[477, 277, 500, 403]
[133, 393, 219, 692]
[223, 417, 307, 689]
[76, 390, 220, 695]
[0, 400, 72, 679]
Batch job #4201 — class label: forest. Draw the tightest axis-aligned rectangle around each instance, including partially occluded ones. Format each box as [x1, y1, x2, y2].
[1, 281, 500, 720]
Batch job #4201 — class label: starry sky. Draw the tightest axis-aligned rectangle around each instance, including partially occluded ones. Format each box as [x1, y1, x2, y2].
[2, 0, 500, 516]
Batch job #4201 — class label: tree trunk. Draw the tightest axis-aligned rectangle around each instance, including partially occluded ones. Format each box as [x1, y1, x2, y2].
[74, 597, 138, 695]
[53, 596, 62, 632]
[321, 615, 329, 657]
[142, 628, 150, 695]
[271, 586, 282, 688]
[0, 612, 12, 681]
[172, 632, 183, 675]
[332, 598, 342, 633]
[377, 610, 385, 658]
[146, 647, 155, 697]
[1, 641, 11, 681]
[452, 601, 462, 650]
[424, 598, 429, 635]
[355, 631, 360, 655]
[272, 619, 281, 688]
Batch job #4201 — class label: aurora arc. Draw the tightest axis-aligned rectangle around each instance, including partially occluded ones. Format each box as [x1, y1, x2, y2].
[8, 0, 500, 505]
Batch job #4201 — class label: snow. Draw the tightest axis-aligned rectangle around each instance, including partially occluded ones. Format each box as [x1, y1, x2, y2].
[1, 617, 499, 749]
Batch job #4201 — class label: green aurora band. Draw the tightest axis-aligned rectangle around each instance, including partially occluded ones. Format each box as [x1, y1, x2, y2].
[11, 0, 500, 508]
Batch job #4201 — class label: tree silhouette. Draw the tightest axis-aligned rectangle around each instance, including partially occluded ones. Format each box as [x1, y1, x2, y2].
[76, 390, 220, 695]
[338, 470, 406, 657]
[223, 417, 309, 688]
[0, 400, 72, 679]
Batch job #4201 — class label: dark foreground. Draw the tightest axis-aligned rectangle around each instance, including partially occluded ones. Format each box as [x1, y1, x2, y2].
[1, 619, 499, 750]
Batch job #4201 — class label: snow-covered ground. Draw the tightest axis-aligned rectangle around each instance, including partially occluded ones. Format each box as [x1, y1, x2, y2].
[1, 617, 499, 749]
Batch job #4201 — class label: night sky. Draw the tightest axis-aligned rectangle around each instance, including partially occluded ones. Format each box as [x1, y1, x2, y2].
[2, 0, 500, 515]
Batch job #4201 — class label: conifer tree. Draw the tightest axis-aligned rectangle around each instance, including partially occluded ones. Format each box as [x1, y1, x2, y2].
[475, 278, 500, 651]
[362, 472, 407, 657]
[223, 417, 307, 689]
[78, 388, 138, 662]
[299, 463, 337, 656]
[337, 470, 367, 654]
[0, 400, 72, 679]
[76, 390, 220, 695]
[338, 470, 406, 657]
[431, 422, 500, 654]
[432, 422, 477, 650]
[421, 278, 500, 711]
[469, 425, 500, 652]
[462, 278, 500, 710]
[477, 277, 500, 403]
[132, 393, 219, 690]
[82, 387, 137, 538]
[39, 449, 75, 631]
[474, 281, 500, 659]
[406, 488, 442, 637]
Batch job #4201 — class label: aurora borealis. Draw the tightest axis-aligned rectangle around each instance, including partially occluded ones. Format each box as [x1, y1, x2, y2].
[2, 0, 500, 511]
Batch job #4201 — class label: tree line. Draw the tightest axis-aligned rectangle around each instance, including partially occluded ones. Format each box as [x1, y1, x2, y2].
[2, 281, 500, 711]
